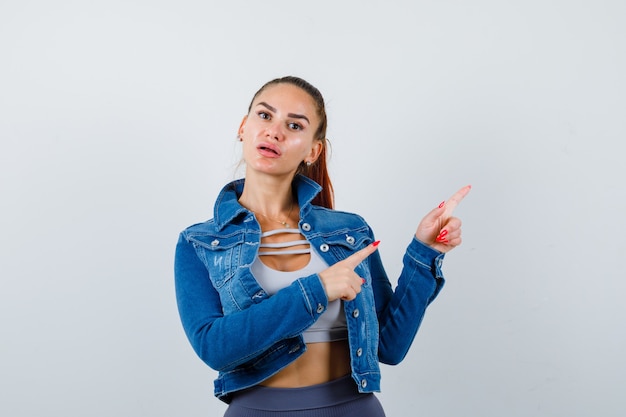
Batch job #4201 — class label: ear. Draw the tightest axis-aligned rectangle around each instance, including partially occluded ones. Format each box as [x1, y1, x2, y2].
[237, 115, 248, 139]
[307, 139, 324, 163]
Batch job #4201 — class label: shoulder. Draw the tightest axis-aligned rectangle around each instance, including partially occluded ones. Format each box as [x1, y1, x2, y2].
[179, 218, 219, 239]
[307, 205, 372, 233]
[310, 205, 365, 221]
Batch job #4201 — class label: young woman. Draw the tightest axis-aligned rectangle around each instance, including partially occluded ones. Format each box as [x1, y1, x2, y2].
[175, 76, 470, 416]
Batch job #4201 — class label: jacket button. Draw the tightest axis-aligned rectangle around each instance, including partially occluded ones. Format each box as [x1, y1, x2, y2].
[319, 243, 329, 252]
[346, 235, 355, 244]
[302, 223, 311, 231]
[356, 347, 363, 357]
[352, 309, 360, 318]
[316, 303, 324, 314]
[210, 239, 219, 246]
[361, 379, 367, 388]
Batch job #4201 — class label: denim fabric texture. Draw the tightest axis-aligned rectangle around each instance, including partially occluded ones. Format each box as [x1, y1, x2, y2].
[175, 175, 446, 403]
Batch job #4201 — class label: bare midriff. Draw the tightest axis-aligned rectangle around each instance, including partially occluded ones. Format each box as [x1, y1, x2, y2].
[260, 339, 352, 387]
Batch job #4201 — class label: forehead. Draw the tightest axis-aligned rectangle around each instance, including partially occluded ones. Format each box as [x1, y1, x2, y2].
[252, 83, 317, 117]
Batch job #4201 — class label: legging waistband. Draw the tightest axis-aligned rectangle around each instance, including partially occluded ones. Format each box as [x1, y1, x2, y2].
[230, 375, 362, 411]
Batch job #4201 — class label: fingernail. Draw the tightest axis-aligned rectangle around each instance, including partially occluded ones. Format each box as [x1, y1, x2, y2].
[436, 238, 449, 244]
[438, 201, 445, 208]
[438, 230, 448, 238]
[372, 240, 381, 247]
[361, 278, 366, 284]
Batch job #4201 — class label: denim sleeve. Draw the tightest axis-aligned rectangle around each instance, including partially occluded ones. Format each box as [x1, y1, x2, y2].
[174, 233, 328, 372]
[371, 236, 445, 365]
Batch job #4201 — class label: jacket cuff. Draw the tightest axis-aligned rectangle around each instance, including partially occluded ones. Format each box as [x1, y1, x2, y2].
[407, 237, 446, 279]
[296, 274, 329, 318]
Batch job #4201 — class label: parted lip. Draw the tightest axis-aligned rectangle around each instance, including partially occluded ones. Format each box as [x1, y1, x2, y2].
[257, 142, 282, 157]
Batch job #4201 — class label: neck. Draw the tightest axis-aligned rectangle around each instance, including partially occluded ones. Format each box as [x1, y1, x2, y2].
[238, 172, 296, 218]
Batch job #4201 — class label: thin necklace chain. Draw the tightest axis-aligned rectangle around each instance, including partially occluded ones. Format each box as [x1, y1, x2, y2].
[254, 201, 295, 228]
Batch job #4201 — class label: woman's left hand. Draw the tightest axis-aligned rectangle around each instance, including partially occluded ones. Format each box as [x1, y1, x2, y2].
[415, 185, 471, 253]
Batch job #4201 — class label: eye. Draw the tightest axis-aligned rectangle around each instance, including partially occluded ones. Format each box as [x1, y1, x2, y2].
[288, 122, 303, 131]
[257, 111, 270, 120]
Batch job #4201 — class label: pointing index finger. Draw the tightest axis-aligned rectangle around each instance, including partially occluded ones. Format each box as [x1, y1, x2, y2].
[342, 241, 380, 270]
[443, 185, 471, 216]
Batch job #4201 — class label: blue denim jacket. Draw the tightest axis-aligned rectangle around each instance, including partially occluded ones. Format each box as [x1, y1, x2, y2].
[175, 175, 446, 402]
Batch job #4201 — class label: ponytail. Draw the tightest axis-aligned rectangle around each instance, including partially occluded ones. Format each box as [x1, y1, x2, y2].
[297, 139, 334, 209]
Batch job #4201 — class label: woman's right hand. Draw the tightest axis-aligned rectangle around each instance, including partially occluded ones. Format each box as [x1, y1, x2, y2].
[318, 242, 380, 302]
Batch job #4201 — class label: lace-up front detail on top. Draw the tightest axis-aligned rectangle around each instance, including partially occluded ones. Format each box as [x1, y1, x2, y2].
[257, 228, 311, 256]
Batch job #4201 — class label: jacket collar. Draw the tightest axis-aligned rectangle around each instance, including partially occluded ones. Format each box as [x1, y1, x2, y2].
[213, 174, 323, 231]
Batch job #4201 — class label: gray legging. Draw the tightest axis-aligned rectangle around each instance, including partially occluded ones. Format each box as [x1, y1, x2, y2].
[223, 376, 386, 417]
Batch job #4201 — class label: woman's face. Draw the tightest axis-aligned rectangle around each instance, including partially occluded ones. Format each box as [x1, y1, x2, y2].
[238, 83, 322, 178]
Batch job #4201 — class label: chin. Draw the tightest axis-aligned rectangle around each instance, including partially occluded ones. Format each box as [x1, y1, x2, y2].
[247, 163, 297, 178]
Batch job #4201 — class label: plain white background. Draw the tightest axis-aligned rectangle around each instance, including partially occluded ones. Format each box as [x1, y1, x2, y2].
[1, 1, 625, 416]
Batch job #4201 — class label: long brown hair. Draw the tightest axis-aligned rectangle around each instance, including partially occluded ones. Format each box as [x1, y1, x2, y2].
[247, 76, 334, 209]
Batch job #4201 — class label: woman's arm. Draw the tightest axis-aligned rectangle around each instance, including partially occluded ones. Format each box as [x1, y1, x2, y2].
[371, 238, 444, 365]
[174, 233, 328, 372]
[373, 185, 471, 364]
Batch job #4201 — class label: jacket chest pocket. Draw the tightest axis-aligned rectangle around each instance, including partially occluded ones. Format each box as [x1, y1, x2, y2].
[322, 230, 373, 277]
[190, 233, 245, 288]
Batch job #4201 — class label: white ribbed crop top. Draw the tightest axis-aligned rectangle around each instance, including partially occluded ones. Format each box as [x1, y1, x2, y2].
[250, 228, 348, 344]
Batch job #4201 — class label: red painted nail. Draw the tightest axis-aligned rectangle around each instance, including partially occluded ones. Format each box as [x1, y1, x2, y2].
[372, 240, 381, 247]
[361, 278, 366, 284]
[438, 201, 445, 208]
[439, 230, 448, 238]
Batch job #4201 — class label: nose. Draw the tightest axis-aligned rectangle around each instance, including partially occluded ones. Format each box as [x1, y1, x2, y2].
[265, 120, 284, 141]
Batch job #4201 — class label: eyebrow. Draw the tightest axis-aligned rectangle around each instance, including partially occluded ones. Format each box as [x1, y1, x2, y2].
[257, 102, 310, 124]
